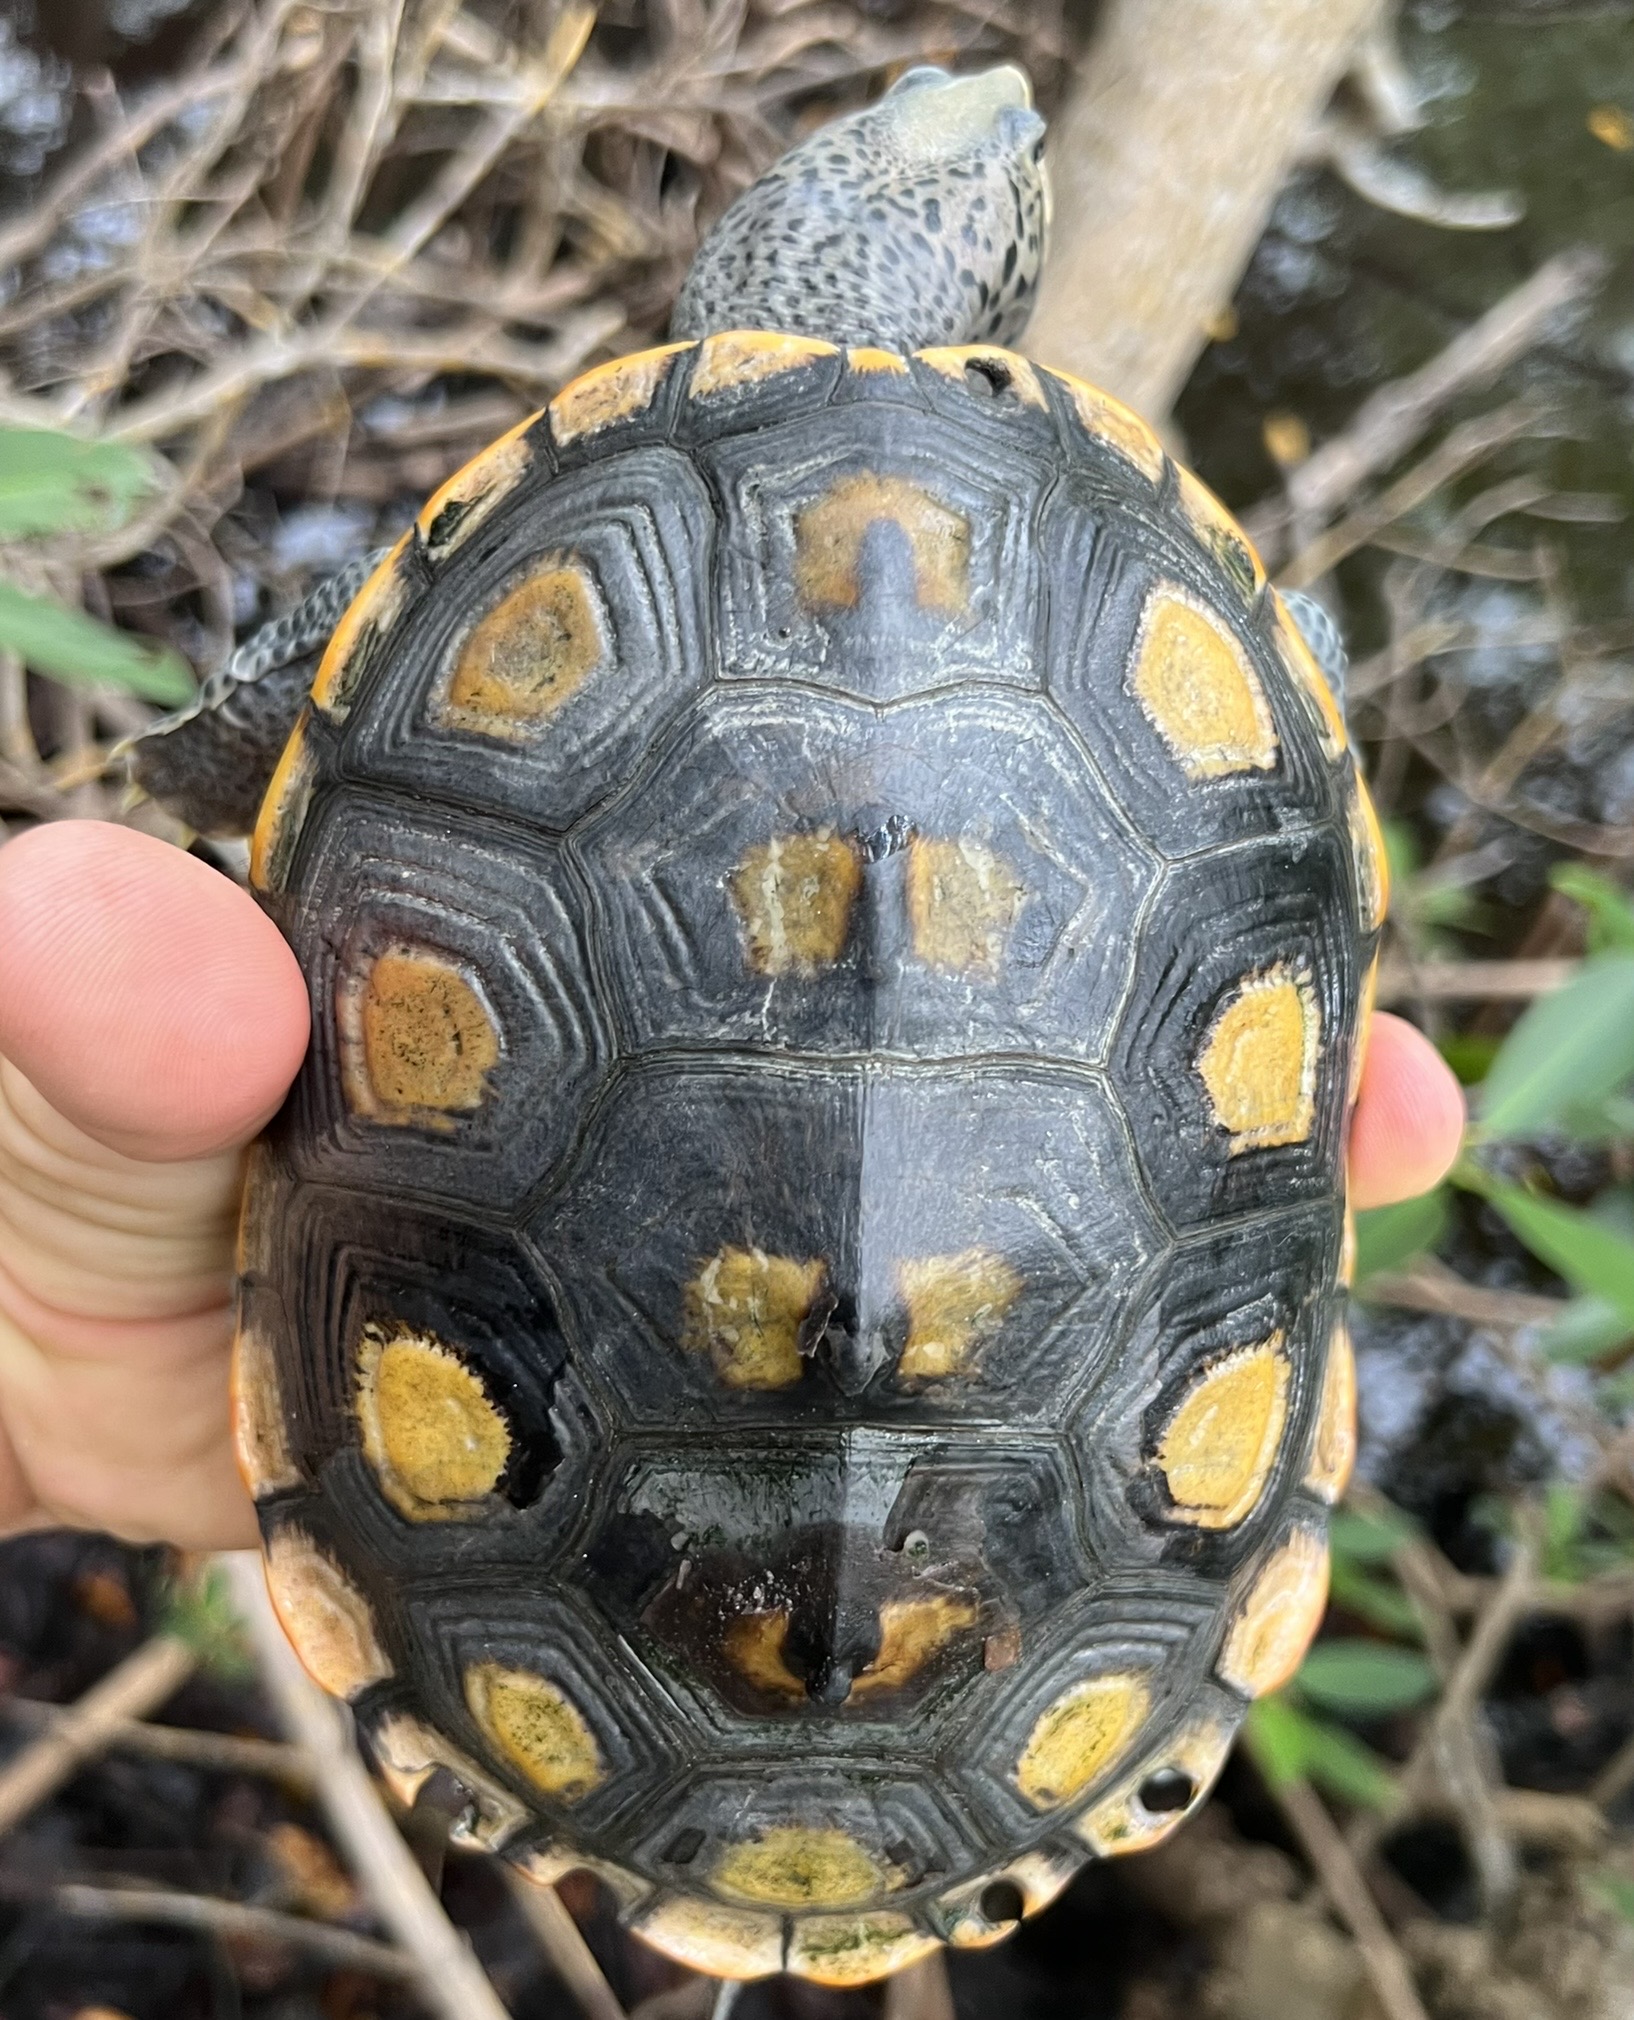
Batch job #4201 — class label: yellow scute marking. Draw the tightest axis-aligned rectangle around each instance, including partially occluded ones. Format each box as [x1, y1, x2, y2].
[724, 1610, 806, 1700]
[690, 330, 837, 397]
[634, 1896, 784, 1981]
[339, 946, 499, 1125]
[897, 1248, 1022, 1379]
[311, 532, 413, 717]
[729, 830, 861, 976]
[263, 1530, 392, 1700]
[850, 1595, 979, 1695]
[1131, 588, 1277, 780]
[1219, 1528, 1331, 1697]
[1157, 1335, 1290, 1528]
[1197, 966, 1320, 1152]
[712, 1828, 885, 1910]
[1051, 369, 1165, 482]
[1073, 1717, 1235, 1858]
[790, 1914, 940, 1987]
[1350, 776, 1390, 931]
[683, 1247, 825, 1390]
[415, 415, 538, 554]
[846, 345, 910, 375]
[905, 836, 1023, 975]
[1015, 1672, 1149, 1810]
[232, 1322, 299, 1499]
[355, 1324, 510, 1519]
[1305, 1322, 1358, 1504]
[794, 472, 969, 614]
[550, 342, 692, 445]
[434, 560, 606, 739]
[465, 1661, 604, 1802]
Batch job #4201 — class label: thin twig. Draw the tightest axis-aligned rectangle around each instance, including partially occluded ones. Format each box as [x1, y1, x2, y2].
[35, 1878, 418, 1980]
[1375, 957, 1578, 1004]
[1269, 1778, 1432, 2020]
[0, 1696, 314, 1790]
[220, 1552, 513, 2020]
[504, 1864, 627, 2020]
[883, 1951, 958, 2020]
[0, 1634, 196, 1837]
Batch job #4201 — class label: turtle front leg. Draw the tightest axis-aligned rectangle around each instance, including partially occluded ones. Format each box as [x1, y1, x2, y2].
[125, 546, 389, 837]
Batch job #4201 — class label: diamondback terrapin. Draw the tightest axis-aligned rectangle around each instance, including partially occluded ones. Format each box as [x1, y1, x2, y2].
[132, 65, 1384, 1988]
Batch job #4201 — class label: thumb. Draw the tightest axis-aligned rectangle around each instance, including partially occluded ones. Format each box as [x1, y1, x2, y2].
[0, 822, 309, 1162]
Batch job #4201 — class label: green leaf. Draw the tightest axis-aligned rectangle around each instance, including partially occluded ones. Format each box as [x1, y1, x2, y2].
[1458, 1166, 1634, 1324]
[1551, 865, 1634, 955]
[1440, 1033, 1502, 1087]
[1243, 1696, 1399, 1810]
[1475, 954, 1634, 1140]
[0, 425, 159, 539]
[1540, 1295, 1634, 1365]
[1327, 1558, 1425, 1641]
[1295, 1640, 1439, 1716]
[1354, 1189, 1449, 1283]
[160, 1563, 253, 1680]
[1328, 1503, 1421, 1564]
[0, 581, 193, 704]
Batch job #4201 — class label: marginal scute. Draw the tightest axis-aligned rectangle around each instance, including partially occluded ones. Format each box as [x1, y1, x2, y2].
[634, 1894, 784, 1980]
[550, 342, 692, 445]
[728, 830, 862, 976]
[369, 1710, 529, 1849]
[415, 412, 540, 556]
[789, 1913, 940, 1987]
[354, 1323, 511, 1520]
[683, 1247, 826, 1390]
[1074, 1717, 1236, 1857]
[1305, 1322, 1358, 1504]
[850, 1596, 980, 1696]
[1271, 589, 1348, 761]
[1218, 1527, 1331, 1698]
[249, 710, 317, 894]
[1350, 776, 1391, 932]
[1351, 954, 1379, 1108]
[793, 472, 970, 615]
[465, 1661, 605, 1803]
[1196, 965, 1320, 1153]
[712, 1828, 887, 1910]
[846, 346, 910, 376]
[310, 532, 414, 719]
[916, 345, 1046, 408]
[263, 1529, 392, 1700]
[896, 1248, 1023, 1379]
[1002, 1844, 1085, 1916]
[724, 1610, 806, 1700]
[1049, 368, 1165, 482]
[1015, 1672, 1150, 1811]
[231, 1321, 300, 1498]
[690, 330, 837, 398]
[1156, 1334, 1290, 1529]
[1177, 467, 1267, 595]
[1130, 587, 1278, 780]
[432, 559, 608, 740]
[337, 944, 500, 1126]
[905, 836, 1025, 975]
[1339, 1207, 1358, 1288]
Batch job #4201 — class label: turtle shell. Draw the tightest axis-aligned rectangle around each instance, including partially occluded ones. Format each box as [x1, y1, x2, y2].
[236, 332, 1385, 1986]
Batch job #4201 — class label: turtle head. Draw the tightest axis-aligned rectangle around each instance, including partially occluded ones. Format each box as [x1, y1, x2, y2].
[671, 65, 1049, 352]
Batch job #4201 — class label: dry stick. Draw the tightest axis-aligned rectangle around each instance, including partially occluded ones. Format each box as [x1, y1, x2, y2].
[0, 1697, 314, 1790]
[1590, 1727, 1634, 1812]
[1272, 247, 1608, 532]
[1269, 1779, 1431, 2020]
[1359, 1263, 1568, 1333]
[44, 1880, 418, 1980]
[1375, 956, 1578, 1004]
[0, 1633, 196, 1837]
[220, 1552, 513, 2020]
[883, 1952, 957, 2020]
[503, 1866, 627, 2020]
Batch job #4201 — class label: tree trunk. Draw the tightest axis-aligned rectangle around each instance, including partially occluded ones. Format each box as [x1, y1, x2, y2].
[1026, 0, 1383, 420]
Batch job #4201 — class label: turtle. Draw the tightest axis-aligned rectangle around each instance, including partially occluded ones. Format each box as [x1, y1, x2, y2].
[130, 63, 1385, 1989]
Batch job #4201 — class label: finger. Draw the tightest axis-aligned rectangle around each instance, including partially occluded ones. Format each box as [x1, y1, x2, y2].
[0, 822, 308, 1162]
[1348, 1011, 1466, 1211]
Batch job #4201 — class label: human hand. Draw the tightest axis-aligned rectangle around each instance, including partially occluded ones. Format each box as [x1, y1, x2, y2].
[0, 821, 1466, 1550]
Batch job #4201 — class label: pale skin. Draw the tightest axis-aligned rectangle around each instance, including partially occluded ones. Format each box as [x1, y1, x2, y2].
[0, 819, 1468, 1551]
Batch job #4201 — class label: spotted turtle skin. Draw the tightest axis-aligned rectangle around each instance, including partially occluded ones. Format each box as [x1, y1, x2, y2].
[237, 330, 1386, 1987]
